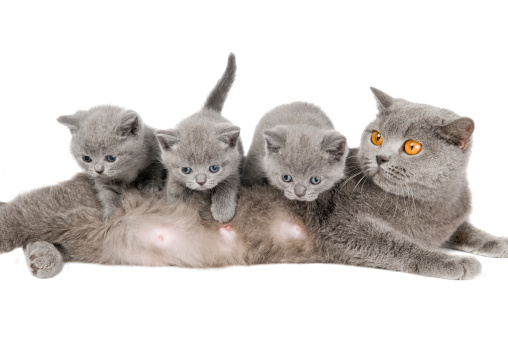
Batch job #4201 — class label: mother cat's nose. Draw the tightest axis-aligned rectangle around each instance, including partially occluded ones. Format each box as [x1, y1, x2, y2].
[376, 155, 390, 166]
[195, 173, 207, 185]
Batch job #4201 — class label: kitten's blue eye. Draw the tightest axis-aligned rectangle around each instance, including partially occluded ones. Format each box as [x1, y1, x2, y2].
[310, 177, 321, 185]
[105, 155, 116, 162]
[282, 175, 293, 183]
[82, 156, 92, 163]
[181, 167, 192, 174]
[209, 165, 220, 173]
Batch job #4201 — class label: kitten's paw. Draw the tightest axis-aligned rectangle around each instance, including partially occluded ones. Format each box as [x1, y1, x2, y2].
[24, 241, 63, 279]
[137, 179, 164, 193]
[211, 203, 236, 223]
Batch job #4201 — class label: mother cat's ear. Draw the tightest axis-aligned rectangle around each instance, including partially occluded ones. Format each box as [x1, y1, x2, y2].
[321, 131, 348, 161]
[263, 127, 286, 153]
[156, 129, 181, 151]
[57, 114, 81, 134]
[434, 117, 475, 150]
[117, 110, 141, 136]
[217, 126, 240, 148]
[370, 87, 395, 111]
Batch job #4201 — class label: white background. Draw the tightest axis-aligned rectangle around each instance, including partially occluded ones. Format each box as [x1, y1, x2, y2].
[0, 1, 507, 336]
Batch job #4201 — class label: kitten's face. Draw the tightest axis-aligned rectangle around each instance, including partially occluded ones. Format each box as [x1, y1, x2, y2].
[358, 88, 474, 198]
[157, 123, 242, 190]
[263, 126, 348, 201]
[59, 105, 147, 182]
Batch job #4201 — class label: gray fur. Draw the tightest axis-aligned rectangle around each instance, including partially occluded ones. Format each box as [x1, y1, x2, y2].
[58, 105, 167, 219]
[25, 241, 63, 279]
[156, 54, 243, 223]
[242, 102, 348, 201]
[0, 171, 485, 280]
[1, 89, 505, 280]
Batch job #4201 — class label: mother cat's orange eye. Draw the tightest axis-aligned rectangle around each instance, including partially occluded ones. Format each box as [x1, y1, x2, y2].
[404, 140, 422, 155]
[371, 131, 383, 146]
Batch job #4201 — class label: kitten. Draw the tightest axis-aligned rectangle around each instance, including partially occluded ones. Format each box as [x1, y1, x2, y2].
[156, 53, 243, 223]
[2, 88, 506, 280]
[58, 105, 167, 219]
[242, 102, 348, 201]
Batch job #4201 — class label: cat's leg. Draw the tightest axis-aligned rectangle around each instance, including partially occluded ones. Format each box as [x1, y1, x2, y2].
[24, 241, 64, 279]
[211, 177, 239, 223]
[96, 185, 122, 221]
[135, 160, 168, 193]
[445, 221, 508, 257]
[320, 214, 482, 280]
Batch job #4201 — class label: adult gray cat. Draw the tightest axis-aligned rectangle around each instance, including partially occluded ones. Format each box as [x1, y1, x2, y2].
[242, 102, 348, 201]
[156, 53, 243, 223]
[3, 89, 507, 279]
[58, 105, 167, 219]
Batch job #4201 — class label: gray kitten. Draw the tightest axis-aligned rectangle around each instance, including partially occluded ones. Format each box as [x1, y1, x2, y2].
[58, 105, 167, 219]
[242, 102, 348, 201]
[156, 53, 243, 223]
[2, 88, 506, 280]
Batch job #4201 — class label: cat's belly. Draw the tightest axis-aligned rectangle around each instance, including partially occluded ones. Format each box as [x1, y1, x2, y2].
[113, 214, 244, 267]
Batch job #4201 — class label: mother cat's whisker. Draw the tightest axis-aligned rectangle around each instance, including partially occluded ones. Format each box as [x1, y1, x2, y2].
[339, 171, 363, 191]
[351, 175, 367, 194]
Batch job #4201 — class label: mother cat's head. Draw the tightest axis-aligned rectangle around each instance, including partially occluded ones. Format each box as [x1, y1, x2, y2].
[358, 87, 475, 199]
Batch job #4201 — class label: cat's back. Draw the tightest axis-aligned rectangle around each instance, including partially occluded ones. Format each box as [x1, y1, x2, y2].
[179, 108, 233, 128]
[256, 102, 334, 131]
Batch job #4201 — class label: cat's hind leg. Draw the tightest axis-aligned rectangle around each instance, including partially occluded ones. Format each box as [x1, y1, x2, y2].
[445, 221, 508, 257]
[24, 241, 64, 279]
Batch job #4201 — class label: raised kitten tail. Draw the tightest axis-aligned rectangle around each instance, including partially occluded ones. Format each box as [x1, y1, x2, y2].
[203, 53, 237, 113]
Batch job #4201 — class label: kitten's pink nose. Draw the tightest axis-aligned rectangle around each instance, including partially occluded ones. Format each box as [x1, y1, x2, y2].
[196, 174, 207, 186]
[294, 184, 307, 197]
[94, 164, 104, 174]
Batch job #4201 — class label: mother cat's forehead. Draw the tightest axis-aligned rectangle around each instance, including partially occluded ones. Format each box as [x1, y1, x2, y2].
[372, 100, 460, 132]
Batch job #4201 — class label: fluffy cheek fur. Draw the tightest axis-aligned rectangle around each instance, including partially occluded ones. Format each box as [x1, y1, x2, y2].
[359, 131, 468, 194]
[264, 158, 345, 201]
[71, 138, 146, 181]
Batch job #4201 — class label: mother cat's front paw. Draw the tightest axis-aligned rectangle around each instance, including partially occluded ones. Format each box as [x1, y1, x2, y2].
[472, 237, 508, 258]
[24, 241, 63, 279]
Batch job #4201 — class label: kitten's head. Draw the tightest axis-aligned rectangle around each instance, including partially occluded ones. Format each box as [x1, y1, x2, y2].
[358, 87, 474, 198]
[262, 125, 348, 201]
[156, 122, 242, 191]
[58, 105, 148, 181]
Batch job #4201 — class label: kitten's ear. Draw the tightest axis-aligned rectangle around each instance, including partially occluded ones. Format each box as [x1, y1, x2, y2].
[435, 117, 475, 150]
[370, 87, 395, 111]
[117, 110, 140, 136]
[156, 129, 181, 151]
[217, 126, 241, 148]
[57, 114, 81, 134]
[263, 127, 286, 153]
[322, 131, 348, 161]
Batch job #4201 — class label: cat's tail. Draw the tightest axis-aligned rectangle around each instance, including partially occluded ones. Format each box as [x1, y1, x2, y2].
[203, 53, 236, 113]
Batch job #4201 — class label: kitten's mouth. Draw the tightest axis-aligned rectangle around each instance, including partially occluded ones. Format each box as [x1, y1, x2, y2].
[284, 192, 318, 202]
